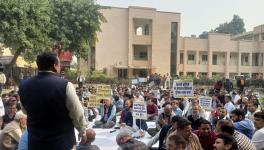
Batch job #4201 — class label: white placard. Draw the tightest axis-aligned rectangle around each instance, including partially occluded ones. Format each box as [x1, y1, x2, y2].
[151, 90, 160, 99]
[148, 81, 155, 88]
[131, 79, 139, 85]
[133, 101, 147, 120]
[139, 78, 147, 83]
[199, 96, 212, 110]
[173, 80, 193, 97]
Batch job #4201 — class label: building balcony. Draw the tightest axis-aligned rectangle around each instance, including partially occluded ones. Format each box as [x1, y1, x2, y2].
[133, 34, 152, 45]
[132, 60, 151, 66]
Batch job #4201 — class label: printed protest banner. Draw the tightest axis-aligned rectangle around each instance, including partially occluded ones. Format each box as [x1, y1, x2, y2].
[133, 101, 147, 120]
[172, 80, 193, 98]
[199, 96, 212, 110]
[88, 95, 100, 107]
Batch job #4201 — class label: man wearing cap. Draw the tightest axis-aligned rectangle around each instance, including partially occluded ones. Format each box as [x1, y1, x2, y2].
[19, 52, 87, 150]
[116, 131, 148, 150]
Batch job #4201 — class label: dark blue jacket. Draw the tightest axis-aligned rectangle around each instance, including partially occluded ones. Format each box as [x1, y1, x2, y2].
[19, 72, 75, 150]
[120, 109, 133, 127]
[136, 119, 148, 131]
[158, 124, 172, 150]
[101, 104, 116, 123]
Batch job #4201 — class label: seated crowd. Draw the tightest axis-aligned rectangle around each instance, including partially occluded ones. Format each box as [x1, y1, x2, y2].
[75, 84, 264, 150]
[0, 83, 264, 150]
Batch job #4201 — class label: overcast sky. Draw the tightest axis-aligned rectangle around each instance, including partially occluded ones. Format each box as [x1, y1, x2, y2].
[96, 0, 264, 36]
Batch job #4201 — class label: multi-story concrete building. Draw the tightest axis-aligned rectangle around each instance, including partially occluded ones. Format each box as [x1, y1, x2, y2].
[94, 6, 264, 79]
[179, 25, 264, 79]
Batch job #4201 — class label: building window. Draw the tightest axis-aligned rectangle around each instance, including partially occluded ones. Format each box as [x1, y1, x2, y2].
[136, 27, 143, 35]
[252, 53, 259, 66]
[145, 24, 149, 35]
[187, 54, 195, 64]
[241, 53, 249, 66]
[188, 54, 195, 61]
[170, 22, 178, 75]
[118, 69, 128, 79]
[202, 55, 207, 61]
[212, 55, 217, 65]
[134, 45, 148, 60]
[180, 53, 184, 64]
[133, 69, 148, 77]
[134, 18, 152, 36]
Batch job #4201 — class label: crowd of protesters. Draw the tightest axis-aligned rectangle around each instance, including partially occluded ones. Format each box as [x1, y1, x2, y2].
[73, 76, 264, 150]
[0, 57, 264, 150]
[0, 74, 263, 150]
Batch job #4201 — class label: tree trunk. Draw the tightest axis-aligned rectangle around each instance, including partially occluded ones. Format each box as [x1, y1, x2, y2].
[5, 47, 24, 84]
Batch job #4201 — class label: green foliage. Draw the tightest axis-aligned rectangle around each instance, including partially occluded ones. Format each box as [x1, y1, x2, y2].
[64, 68, 77, 80]
[90, 70, 107, 79]
[0, 0, 106, 73]
[212, 75, 221, 81]
[49, 0, 106, 60]
[199, 15, 246, 38]
[199, 31, 209, 39]
[179, 75, 193, 80]
[0, 0, 52, 62]
[215, 15, 246, 35]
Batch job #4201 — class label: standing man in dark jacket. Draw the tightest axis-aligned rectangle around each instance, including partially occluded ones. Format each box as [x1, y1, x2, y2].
[224, 79, 233, 93]
[19, 52, 87, 150]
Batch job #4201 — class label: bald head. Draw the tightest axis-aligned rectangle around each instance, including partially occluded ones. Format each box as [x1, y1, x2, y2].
[164, 104, 172, 115]
[81, 129, 96, 144]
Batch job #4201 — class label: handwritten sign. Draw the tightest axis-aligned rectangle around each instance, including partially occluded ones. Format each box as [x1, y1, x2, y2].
[199, 96, 212, 110]
[88, 95, 100, 107]
[173, 80, 193, 98]
[133, 101, 147, 120]
[96, 84, 111, 99]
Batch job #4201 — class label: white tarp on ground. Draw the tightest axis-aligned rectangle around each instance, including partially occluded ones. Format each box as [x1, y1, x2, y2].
[75, 111, 211, 150]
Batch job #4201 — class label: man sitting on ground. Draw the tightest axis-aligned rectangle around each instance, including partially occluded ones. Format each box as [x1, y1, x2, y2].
[214, 134, 238, 150]
[215, 119, 256, 150]
[116, 131, 148, 150]
[173, 118, 203, 150]
[94, 98, 116, 128]
[166, 134, 186, 150]
[252, 111, 264, 150]
[187, 105, 205, 130]
[230, 109, 254, 139]
[77, 129, 100, 150]
[194, 119, 216, 150]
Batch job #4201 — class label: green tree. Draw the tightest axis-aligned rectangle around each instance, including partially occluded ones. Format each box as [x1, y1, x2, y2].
[199, 15, 246, 38]
[214, 15, 246, 35]
[0, 0, 52, 74]
[49, 0, 106, 61]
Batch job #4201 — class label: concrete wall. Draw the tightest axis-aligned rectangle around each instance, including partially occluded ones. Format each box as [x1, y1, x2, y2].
[95, 8, 129, 77]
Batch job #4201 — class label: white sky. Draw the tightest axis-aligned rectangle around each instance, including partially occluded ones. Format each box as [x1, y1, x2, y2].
[96, 0, 264, 36]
